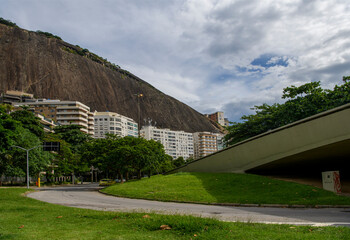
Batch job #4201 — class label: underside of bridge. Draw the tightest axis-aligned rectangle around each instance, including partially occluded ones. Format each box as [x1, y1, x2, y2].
[247, 139, 350, 180]
[169, 104, 350, 192]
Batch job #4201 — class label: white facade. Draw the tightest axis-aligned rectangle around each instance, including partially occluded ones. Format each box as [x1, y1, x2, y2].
[93, 112, 138, 138]
[213, 133, 225, 151]
[14, 99, 94, 135]
[141, 126, 194, 159]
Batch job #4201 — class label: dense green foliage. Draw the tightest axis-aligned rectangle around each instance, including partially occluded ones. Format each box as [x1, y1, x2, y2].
[81, 135, 173, 181]
[43, 133, 89, 182]
[172, 156, 186, 168]
[0, 17, 18, 27]
[10, 109, 44, 139]
[1, 106, 177, 183]
[53, 125, 91, 153]
[0, 105, 52, 178]
[225, 77, 350, 145]
[103, 172, 350, 206]
[2, 189, 349, 240]
[36, 30, 62, 40]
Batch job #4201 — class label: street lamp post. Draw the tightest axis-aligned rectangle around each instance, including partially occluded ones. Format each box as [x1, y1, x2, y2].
[11, 145, 41, 189]
[134, 93, 143, 135]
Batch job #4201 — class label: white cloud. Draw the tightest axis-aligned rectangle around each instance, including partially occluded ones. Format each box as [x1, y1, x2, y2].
[1, 0, 350, 122]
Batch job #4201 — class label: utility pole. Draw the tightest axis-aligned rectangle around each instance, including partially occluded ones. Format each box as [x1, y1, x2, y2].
[11, 145, 41, 189]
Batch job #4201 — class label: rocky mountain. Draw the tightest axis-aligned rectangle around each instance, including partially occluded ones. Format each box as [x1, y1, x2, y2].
[0, 23, 219, 133]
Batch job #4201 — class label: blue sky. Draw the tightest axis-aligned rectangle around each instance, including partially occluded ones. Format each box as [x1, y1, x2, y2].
[1, 0, 350, 122]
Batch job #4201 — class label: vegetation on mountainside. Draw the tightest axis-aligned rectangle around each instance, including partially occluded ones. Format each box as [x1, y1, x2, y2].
[36, 30, 62, 40]
[0, 17, 127, 78]
[102, 172, 350, 206]
[0, 17, 61, 40]
[225, 77, 350, 145]
[0, 17, 18, 27]
[2, 189, 349, 240]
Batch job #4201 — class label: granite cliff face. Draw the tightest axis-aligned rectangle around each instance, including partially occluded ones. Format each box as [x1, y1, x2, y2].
[0, 24, 218, 133]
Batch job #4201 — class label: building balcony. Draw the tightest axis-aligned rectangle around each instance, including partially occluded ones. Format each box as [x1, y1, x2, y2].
[56, 121, 88, 128]
[57, 111, 88, 118]
[56, 106, 89, 112]
[56, 116, 88, 122]
[59, 121, 89, 128]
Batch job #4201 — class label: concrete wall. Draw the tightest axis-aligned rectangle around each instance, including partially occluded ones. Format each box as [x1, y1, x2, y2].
[170, 104, 350, 174]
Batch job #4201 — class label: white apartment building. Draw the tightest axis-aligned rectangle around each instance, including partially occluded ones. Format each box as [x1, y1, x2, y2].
[213, 133, 225, 151]
[193, 132, 218, 159]
[140, 126, 194, 159]
[93, 112, 138, 138]
[13, 99, 94, 135]
[36, 113, 57, 133]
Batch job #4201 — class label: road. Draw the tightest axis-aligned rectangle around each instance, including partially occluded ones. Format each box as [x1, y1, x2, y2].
[27, 184, 350, 227]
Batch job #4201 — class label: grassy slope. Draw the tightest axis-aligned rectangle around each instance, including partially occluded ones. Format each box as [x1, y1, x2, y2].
[102, 172, 350, 205]
[1, 188, 350, 240]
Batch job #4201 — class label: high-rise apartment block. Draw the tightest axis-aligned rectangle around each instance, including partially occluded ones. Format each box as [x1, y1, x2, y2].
[13, 99, 94, 135]
[205, 111, 225, 126]
[213, 133, 225, 151]
[36, 114, 57, 133]
[0, 90, 34, 104]
[140, 126, 194, 159]
[193, 132, 218, 159]
[94, 112, 138, 138]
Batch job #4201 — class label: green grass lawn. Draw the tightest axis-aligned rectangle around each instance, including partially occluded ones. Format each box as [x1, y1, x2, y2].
[102, 172, 350, 206]
[1, 188, 350, 239]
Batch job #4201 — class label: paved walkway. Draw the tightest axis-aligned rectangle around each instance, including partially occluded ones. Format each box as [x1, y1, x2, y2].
[27, 184, 350, 227]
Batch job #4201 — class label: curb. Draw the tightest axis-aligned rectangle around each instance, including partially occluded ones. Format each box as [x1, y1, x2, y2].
[98, 190, 350, 209]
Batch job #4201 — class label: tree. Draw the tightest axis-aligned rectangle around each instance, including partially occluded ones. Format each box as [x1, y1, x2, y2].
[225, 77, 350, 146]
[1, 105, 53, 182]
[0, 105, 23, 177]
[172, 156, 186, 168]
[158, 154, 174, 173]
[0, 106, 52, 180]
[54, 125, 91, 153]
[10, 109, 44, 139]
[80, 135, 170, 181]
[43, 133, 85, 182]
[10, 129, 52, 177]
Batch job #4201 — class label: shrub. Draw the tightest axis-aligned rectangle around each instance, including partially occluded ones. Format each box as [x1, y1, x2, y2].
[0, 17, 18, 27]
[36, 30, 62, 40]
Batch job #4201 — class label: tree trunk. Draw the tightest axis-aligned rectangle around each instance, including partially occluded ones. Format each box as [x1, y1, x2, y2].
[125, 171, 129, 181]
[118, 170, 124, 184]
[137, 169, 141, 179]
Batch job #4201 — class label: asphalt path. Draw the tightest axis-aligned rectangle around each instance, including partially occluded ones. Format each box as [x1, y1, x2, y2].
[27, 184, 350, 227]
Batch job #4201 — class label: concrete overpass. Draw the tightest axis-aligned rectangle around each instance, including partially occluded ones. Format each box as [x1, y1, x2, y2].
[170, 103, 350, 180]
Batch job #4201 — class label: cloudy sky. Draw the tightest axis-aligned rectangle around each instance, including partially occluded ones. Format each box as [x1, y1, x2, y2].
[1, 0, 350, 122]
